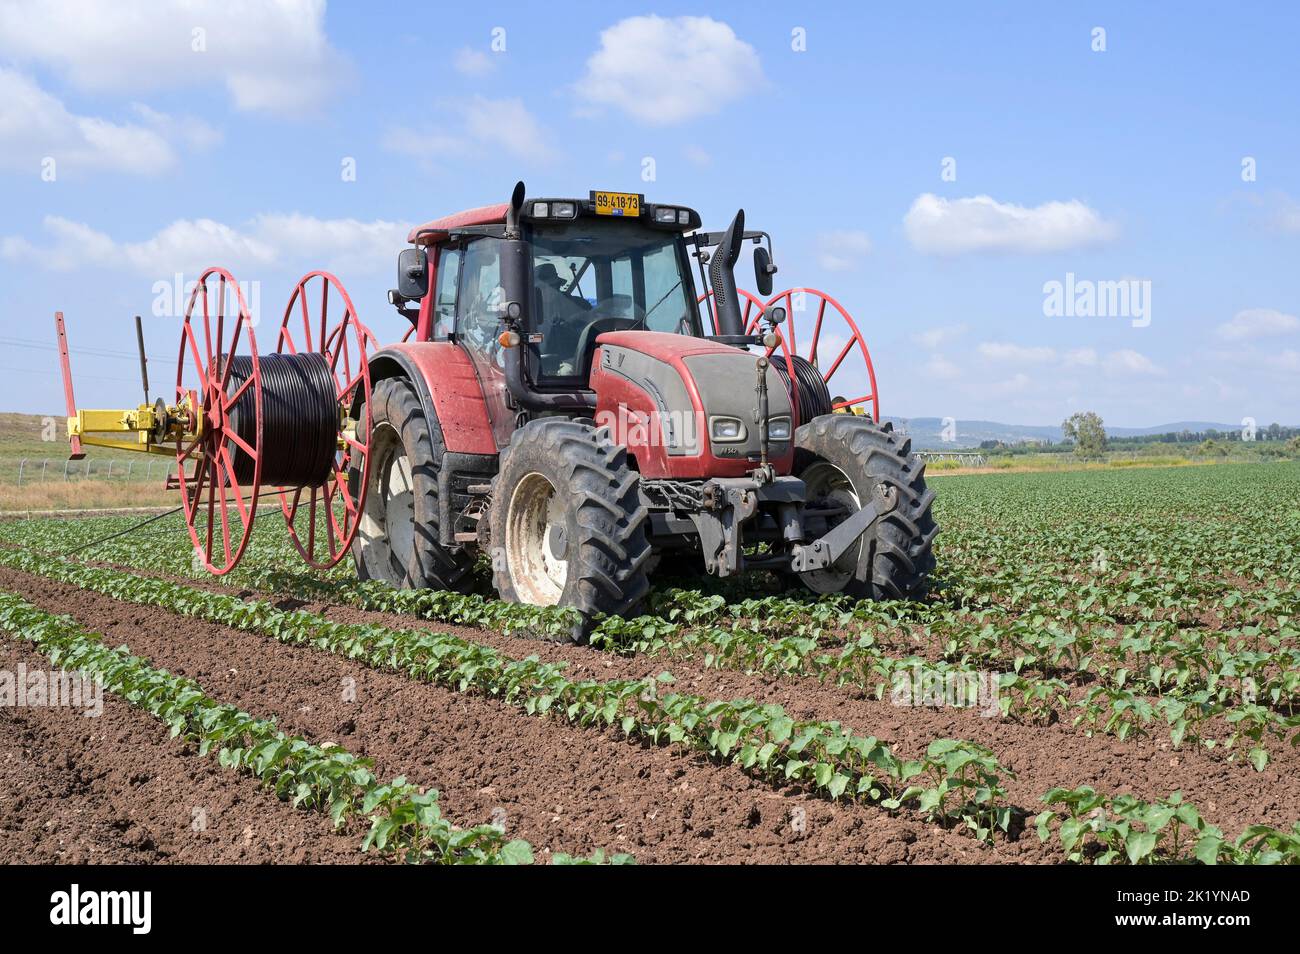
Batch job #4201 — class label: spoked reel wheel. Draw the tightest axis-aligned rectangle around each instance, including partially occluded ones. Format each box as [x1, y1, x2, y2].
[275, 271, 375, 569]
[176, 267, 263, 575]
[761, 288, 879, 421]
[696, 289, 769, 337]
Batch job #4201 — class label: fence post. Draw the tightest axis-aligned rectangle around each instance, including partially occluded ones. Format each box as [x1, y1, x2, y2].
[63, 459, 70, 481]
[85, 458, 91, 477]
[41, 459, 49, 480]
[17, 458, 26, 486]
[127, 460, 133, 480]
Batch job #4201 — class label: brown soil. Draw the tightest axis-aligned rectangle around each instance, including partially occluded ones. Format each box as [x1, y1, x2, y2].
[242, 578, 1300, 838]
[0, 565, 1057, 864]
[0, 638, 372, 864]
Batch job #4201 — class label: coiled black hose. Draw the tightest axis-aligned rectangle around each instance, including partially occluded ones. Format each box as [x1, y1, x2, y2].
[224, 352, 337, 486]
[772, 353, 832, 425]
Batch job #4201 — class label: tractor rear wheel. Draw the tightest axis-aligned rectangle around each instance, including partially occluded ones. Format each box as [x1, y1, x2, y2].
[351, 376, 474, 591]
[490, 419, 650, 641]
[792, 415, 937, 600]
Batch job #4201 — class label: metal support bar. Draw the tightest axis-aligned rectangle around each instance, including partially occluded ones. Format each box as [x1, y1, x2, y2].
[54, 311, 83, 459]
[789, 484, 898, 572]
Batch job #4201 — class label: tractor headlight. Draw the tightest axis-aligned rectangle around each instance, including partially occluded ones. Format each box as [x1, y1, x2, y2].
[654, 207, 679, 224]
[710, 416, 746, 442]
[551, 201, 577, 219]
[767, 418, 791, 441]
[532, 202, 549, 218]
[678, 209, 690, 225]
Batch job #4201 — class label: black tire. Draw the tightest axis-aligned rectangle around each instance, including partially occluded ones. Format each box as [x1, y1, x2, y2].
[350, 376, 474, 591]
[792, 414, 937, 600]
[489, 419, 650, 641]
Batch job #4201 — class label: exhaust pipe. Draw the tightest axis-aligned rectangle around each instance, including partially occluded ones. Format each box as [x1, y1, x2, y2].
[708, 209, 747, 337]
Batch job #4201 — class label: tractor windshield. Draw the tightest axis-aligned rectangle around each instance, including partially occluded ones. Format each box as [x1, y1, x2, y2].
[529, 219, 697, 381]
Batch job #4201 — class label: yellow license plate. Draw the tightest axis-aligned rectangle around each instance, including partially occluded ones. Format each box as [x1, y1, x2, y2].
[593, 190, 640, 217]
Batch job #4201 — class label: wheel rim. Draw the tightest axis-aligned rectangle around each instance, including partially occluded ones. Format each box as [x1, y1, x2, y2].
[276, 271, 374, 569]
[357, 423, 413, 583]
[505, 472, 568, 605]
[800, 461, 862, 593]
[176, 267, 261, 575]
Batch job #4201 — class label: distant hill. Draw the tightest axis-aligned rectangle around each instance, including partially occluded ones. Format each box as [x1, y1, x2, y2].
[885, 417, 1283, 450]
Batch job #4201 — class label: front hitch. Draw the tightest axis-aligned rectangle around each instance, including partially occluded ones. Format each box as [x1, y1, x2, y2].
[789, 482, 898, 573]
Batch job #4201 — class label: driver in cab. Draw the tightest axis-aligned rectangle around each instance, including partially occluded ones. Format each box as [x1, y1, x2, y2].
[534, 262, 592, 375]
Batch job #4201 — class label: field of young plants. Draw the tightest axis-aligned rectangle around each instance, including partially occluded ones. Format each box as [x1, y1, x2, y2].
[1, 461, 1298, 865]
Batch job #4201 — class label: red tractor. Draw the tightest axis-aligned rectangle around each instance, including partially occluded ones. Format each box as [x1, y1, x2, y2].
[354, 183, 936, 637]
[55, 182, 936, 641]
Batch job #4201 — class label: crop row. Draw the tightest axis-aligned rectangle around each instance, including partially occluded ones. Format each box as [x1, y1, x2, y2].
[7, 547, 1300, 862]
[0, 547, 1023, 842]
[0, 591, 541, 865]
[218, 569, 1300, 770]
[8, 530, 1296, 770]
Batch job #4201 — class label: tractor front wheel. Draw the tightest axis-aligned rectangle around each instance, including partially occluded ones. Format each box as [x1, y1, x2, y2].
[792, 415, 937, 600]
[490, 419, 651, 641]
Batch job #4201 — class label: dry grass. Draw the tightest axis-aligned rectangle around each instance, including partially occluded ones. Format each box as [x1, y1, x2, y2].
[0, 481, 174, 514]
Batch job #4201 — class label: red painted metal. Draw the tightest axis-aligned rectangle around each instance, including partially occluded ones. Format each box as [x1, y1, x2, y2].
[276, 271, 374, 569]
[407, 203, 509, 245]
[383, 342, 498, 454]
[696, 288, 768, 338]
[763, 288, 879, 422]
[176, 267, 262, 575]
[591, 330, 795, 479]
[53, 311, 84, 459]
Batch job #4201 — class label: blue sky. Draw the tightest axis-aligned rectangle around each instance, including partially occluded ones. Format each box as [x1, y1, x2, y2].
[1, 1, 1298, 429]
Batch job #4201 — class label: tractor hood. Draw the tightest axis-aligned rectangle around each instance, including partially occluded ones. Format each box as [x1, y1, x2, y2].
[591, 330, 793, 478]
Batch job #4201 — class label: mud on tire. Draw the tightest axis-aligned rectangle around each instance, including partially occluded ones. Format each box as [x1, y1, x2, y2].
[490, 418, 650, 642]
[793, 414, 937, 600]
[350, 376, 474, 591]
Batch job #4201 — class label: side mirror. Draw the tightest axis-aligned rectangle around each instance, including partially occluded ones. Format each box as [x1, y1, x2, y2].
[754, 246, 776, 297]
[397, 247, 429, 300]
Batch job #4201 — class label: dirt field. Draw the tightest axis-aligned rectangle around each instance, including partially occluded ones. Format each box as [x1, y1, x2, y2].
[1, 462, 1298, 865]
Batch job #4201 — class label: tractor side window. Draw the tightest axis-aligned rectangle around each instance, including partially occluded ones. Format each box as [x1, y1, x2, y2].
[433, 246, 461, 340]
[456, 239, 503, 351]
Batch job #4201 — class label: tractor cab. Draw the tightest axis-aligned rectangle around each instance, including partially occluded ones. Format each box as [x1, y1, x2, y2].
[394, 187, 780, 422]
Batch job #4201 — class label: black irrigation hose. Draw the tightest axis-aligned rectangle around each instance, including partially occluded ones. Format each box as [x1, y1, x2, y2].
[225, 353, 338, 487]
[773, 353, 832, 425]
[67, 505, 184, 554]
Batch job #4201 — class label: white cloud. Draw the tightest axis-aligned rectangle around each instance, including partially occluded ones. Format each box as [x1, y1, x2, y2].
[1266, 349, 1300, 372]
[913, 323, 967, 350]
[2, 213, 410, 277]
[1063, 347, 1098, 367]
[453, 48, 496, 77]
[384, 96, 557, 163]
[574, 16, 762, 124]
[0, 0, 346, 115]
[0, 67, 197, 174]
[924, 354, 961, 380]
[1104, 349, 1163, 376]
[1216, 308, 1300, 341]
[903, 193, 1119, 255]
[816, 230, 873, 272]
[684, 145, 712, 167]
[977, 342, 1057, 364]
[130, 103, 222, 151]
